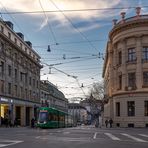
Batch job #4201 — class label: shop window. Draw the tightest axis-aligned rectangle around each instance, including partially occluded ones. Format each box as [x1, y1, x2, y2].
[127, 101, 135, 116]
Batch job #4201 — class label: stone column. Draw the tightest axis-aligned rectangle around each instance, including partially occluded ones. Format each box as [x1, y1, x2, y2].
[121, 39, 127, 90]
[136, 36, 142, 89]
[21, 106, 26, 126]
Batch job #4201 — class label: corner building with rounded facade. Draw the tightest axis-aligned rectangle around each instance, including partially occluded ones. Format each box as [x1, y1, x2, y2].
[103, 8, 148, 127]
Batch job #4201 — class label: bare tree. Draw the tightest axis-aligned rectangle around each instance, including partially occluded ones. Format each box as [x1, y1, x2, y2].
[89, 81, 104, 100]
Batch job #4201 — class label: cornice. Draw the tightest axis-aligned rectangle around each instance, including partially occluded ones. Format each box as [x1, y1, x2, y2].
[110, 19, 148, 40]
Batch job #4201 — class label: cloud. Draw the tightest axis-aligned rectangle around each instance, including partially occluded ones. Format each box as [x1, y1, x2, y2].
[0, 0, 122, 31]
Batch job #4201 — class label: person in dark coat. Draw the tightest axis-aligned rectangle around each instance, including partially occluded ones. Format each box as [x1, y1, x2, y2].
[31, 118, 35, 128]
[109, 118, 113, 128]
[105, 119, 108, 128]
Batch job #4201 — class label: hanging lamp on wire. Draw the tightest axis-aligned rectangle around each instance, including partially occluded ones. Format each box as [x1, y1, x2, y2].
[47, 45, 51, 52]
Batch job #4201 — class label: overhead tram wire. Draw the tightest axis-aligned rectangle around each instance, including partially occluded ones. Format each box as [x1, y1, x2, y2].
[1, 6, 148, 14]
[42, 62, 88, 98]
[0, 1, 30, 41]
[38, 0, 58, 45]
[49, 0, 100, 52]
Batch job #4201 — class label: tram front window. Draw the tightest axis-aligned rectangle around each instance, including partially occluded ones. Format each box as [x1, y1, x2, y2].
[38, 112, 48, 123]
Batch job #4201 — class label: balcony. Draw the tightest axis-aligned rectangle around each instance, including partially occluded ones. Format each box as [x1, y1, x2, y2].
[125, 85, 137, 91]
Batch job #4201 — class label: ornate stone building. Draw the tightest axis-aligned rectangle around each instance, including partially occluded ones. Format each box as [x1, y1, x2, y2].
[103, 7, 148, 127]
[40, 80, 68, 112]
[0, 19, 42, 126]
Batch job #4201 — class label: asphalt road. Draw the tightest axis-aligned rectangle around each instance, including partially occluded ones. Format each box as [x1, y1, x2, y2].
[0, 126, 148, 148]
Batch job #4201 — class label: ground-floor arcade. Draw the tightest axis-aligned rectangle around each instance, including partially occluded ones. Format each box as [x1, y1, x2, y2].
[0, 97, 40, 126]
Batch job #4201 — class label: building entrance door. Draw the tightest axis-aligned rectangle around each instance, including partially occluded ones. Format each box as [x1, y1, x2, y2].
[26, 107, 30, 126]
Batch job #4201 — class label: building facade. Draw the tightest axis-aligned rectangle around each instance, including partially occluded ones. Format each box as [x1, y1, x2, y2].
[68, 103, 88, 125]
[40, 80, 68, 112]
[103, 8, 148, 127]
[0, 19, 42, 126]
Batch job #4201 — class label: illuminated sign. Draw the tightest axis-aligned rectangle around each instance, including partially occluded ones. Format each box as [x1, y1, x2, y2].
[1, 98, 8, 102]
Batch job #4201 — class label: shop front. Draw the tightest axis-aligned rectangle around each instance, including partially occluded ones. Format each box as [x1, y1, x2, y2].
[0, 97, 40, 126]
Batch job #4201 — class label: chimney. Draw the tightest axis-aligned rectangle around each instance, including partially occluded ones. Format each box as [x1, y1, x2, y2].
[16, 32, 24, 40]
[25, 41, 32, 48]
[5, 21, 13, 30]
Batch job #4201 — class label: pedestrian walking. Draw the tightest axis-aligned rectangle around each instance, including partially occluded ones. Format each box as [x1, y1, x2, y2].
[105, 119, 108, 128]
[109, 118, 113, 128]
[31, 118, 35, 128]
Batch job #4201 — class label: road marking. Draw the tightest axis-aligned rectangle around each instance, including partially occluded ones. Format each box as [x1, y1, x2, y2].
[121, 133, 147, 142]
[63, 132, 70, 134]
[35, 136, 41, 139]
[138, 134, 148, 138]
[104, 133, 120, 141]
[93, 132, 98, 139]
[0, 140, 23, 147]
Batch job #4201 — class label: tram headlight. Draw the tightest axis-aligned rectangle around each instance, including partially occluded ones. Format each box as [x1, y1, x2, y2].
[44, 121, 47, 124]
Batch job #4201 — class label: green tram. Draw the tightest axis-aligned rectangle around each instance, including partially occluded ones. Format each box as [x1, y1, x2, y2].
[37, 107, 74, 128]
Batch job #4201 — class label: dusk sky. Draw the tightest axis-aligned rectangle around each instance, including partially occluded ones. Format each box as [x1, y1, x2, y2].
[0, 0, 148, 101]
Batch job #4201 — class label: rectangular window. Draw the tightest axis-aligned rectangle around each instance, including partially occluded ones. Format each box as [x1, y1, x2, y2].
[0, 80, 4, 93]
[118, 75, 122, 90]
[14, 38, 17, 44]
[8, 65, 11, 77]
[14, 85, 17, 96]
[142, 47, 148, 62]
[20, 87, 23, 98]
[8, 32, 11, 39]
[116, 102, 120, 116]
[25, 88, 28, 99]
[127, 101, 135, 116]
[118, 51, 122, 65]
[144, 101, 148, 116]
[0, 61, 4, 76]
[20, 72, 23, 81]
[143, 72, 148, 86]
[20, 43, 22, 49]
[128, 72, 136, 88]
[0, 26, 4, 33]
[14, 69, 17, 81]
[128, 48, 136, 62]
[0, 42, 4, 52]
[29, 90, 32, 99]
[8, 83, 11, 94]
[29, 77, 32, 85]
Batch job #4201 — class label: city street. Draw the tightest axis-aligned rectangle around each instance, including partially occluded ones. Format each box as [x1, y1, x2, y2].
[0, 126, 148, 148]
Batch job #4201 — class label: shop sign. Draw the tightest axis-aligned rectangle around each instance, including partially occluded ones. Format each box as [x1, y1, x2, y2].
[0, 97, 9, 102]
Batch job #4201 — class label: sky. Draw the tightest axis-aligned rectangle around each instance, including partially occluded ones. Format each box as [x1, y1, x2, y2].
[0, 0, 148, 101]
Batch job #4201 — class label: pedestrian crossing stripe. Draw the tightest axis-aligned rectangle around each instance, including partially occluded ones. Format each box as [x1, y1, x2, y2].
[0, 140, 23, 147]
[138, 134, 148, 138]
[121, 133, 147, 143]
[104, 133, 120, 141]
[104, 133, 148, 143]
